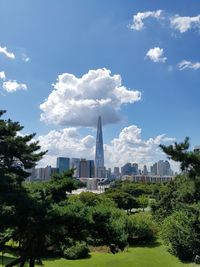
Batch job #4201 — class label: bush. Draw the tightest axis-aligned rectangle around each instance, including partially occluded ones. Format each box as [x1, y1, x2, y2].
[128, 213, 157, 243]
[63, 241, 89, 260]
[90, 205, 128, 250]
[161, 209, 200, 260]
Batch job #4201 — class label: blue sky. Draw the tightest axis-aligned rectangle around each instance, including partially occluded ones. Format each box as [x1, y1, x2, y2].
[0, 0, 200, 170]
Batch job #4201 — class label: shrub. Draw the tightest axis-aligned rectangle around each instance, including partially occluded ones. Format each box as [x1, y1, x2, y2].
[63, 241, 89, 260]
[161, 209, 200, 260]
[90, 205, 128, 251]
[128, 213, 157, 243]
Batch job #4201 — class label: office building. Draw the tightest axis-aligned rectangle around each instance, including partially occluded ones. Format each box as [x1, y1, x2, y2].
[87, 160, 95, 178]
[56, 157, 70, 173]
[150, 160, 173, 176]
[114, 167, 120, 178]
[143, 165, 148, 175]
[70, 158, 80, 177]
[79, 159, 88, 178]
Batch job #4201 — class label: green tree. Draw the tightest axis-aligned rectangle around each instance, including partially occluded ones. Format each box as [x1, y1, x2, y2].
[0, 111, 86, 267]
[90, 204, 128, 252]
[138, 195, 149, 212]
[156, 138, 200, 260]
[128, 213, 157, 243]
[5, 171, 86, 267]
[0, 110, 46, 266]
[160, 137, 200, 179]
[161, 207, 200, 260]
[105, 190, 138, 213]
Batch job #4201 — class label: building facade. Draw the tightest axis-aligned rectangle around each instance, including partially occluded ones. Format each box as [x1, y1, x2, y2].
[56, 157, 70, 173]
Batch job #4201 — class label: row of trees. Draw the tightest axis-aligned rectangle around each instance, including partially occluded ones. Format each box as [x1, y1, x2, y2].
[104, 180, 157, 213]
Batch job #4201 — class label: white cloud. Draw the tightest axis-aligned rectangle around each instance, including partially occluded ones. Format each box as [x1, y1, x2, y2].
[37, 125, 176, 172]
[37, 128, 95, 167]
[178, 60, 200, 70]
[146, 47, 167, 63]
[40, 68, 141, 127]
[104, 125, 175, 169]
[0, 46, 15, 59]
[0, 71, 6, 80]
[22, 53, 30, 62]
[3, 80, 27, 93]
[170, 14, 200, 33]
[130, 10, 163, 30]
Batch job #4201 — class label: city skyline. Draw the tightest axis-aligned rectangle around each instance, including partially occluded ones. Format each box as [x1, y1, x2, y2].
[1, 1, 200, 172]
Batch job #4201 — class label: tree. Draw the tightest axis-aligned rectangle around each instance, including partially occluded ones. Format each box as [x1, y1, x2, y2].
[0, 110, 45, 183]
[160, 137, 200, 179]
[104, 190, 138, 213]
[0, 110, 46, 266]
[0, 111, 89, 266]
[138, 195, 149, 212]
[156, 138, 200, 260]
[161, 207, 200, 260]
[5, 171, 85, 267]
[90, 204, 128, 252]
[128, 213, 157, 243]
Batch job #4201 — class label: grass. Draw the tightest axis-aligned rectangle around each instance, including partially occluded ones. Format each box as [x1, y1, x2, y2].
[1, 244, 195, 267]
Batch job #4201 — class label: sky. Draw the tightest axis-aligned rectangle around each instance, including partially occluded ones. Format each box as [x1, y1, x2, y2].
[0, 0, 200, 171]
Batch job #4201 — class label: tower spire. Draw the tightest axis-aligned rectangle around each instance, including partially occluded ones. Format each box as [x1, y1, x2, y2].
[95, 116, 105, 177]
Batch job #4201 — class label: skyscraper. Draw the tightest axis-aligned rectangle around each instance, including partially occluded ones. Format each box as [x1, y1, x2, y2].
[95, 116, 105, 177]
[70, 158, 80, 178]
[56, 157, 70, 173]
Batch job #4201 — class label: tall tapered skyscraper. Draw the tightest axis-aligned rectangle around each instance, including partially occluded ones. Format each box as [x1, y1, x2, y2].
[95, 116, 105, 177]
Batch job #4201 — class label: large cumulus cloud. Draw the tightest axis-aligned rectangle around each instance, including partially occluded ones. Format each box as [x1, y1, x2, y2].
[40, 68, 141, 127]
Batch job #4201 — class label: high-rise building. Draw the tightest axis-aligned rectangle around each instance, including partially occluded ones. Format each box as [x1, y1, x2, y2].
[150, 160, 173, 176]
[106, 167, 112, 179]
[132, 163, 139, 175]
[95, 116, 105, 177]
[121, 163, 133, 176]
[114, 167, 120, 177]
[28, 166, 58, 181]
[70, 158, 80, 177]
[79, 159, 88, 178]
[56, 157, 70, 173]
[143, 165, 148, 175]
[150, 163, 158, 175]
[87, 160, 95, 178]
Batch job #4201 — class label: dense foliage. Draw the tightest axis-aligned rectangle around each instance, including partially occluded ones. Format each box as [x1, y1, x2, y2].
[152, 138, 200, 261]
[128, 213, 157, 243]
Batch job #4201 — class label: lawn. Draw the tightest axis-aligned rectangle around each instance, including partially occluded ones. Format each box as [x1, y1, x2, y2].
[2, 243, 194, 267]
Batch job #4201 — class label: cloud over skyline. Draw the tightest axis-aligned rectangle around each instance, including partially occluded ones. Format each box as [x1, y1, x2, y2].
[37, 128, 95, 167]
[40, 68, 141, 127]
[37, 125, 176, 171]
